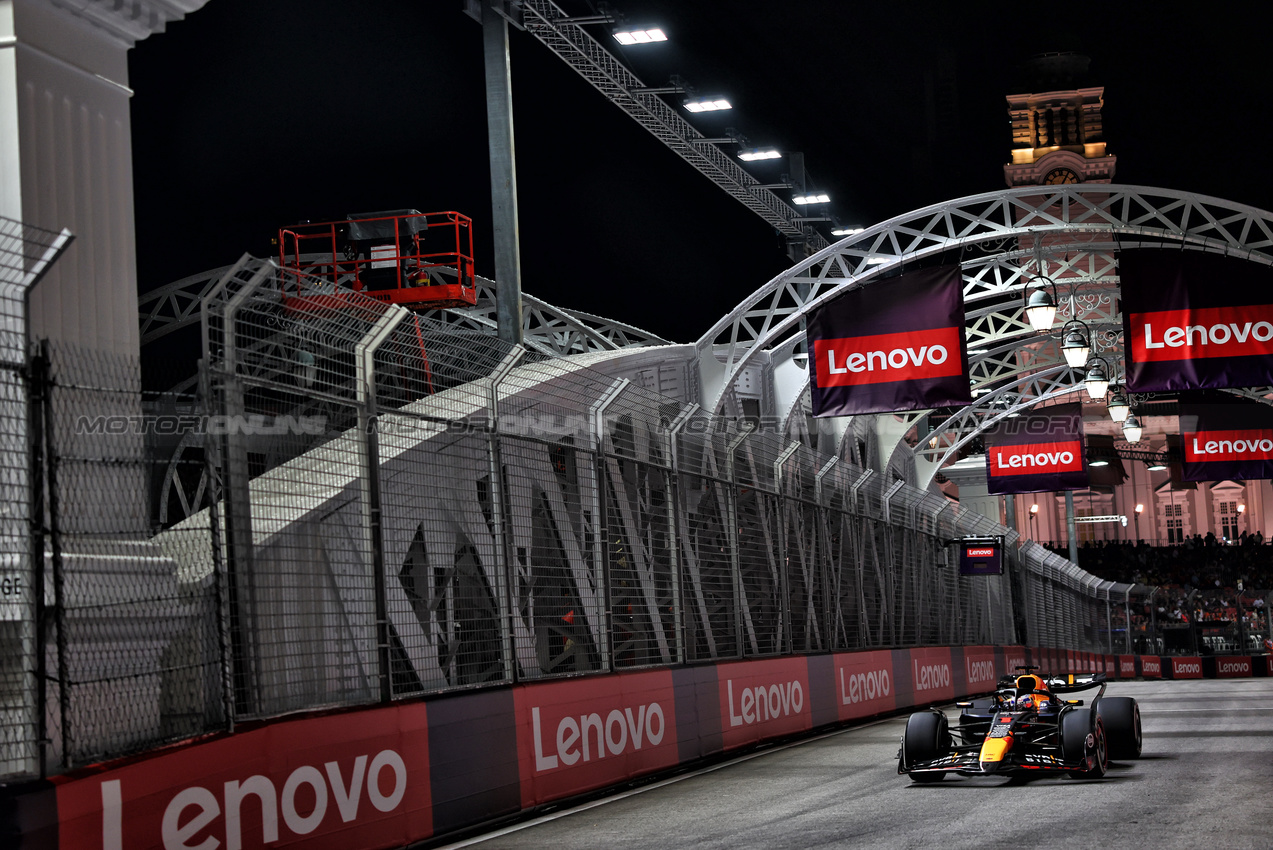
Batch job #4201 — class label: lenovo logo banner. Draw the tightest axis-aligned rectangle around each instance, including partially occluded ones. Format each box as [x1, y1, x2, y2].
[1179, 399, 1273, 481]
[1119, 655, 1137, 678]
[963, 648, 997, 691]
[1140, 656, 1162, 678]
[55, 705, 432, 850]
[517, 671, 678, 807]
[983, 403, 1088, 495]
[1169, 657, 1203, 679]
[908, 647, 955, 702]
[1121, 250, 1273, 391]
[718, 657, 812, 750]
[1215, 657, 1252, 678]
[814, 326, 962, 387]
[989, 440, 1083, 476]
[833, 651, 895, 722]
[808, 264, 971, 417]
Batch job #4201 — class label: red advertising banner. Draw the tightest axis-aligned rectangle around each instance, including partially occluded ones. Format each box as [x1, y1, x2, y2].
[1118, 655, 1137, 679]
[1002, 647, 1028, 677]
[514, 670, 679, 807]
[1214, 656, 1253, 678]
[908, 647, 955, 705]
[808, 264, 971, 417]
[718, 657, 812, 750]
[1121, 250, 1273, 392]
[831, 650, 896, 722]
[984, 404, 1088, 495]
[1169, 657, 1204, 679]
[54, 705, 432, 850]
[1179, 398, 1273, 481]
[961, 646, 998, 695]
[1140, 655, 1162, 678]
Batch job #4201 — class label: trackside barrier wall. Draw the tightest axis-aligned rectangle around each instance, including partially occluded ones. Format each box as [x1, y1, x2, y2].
[5, 643, 1157, 849]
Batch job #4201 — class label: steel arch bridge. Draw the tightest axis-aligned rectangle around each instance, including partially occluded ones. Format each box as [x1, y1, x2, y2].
[696, 184, 1273, 488]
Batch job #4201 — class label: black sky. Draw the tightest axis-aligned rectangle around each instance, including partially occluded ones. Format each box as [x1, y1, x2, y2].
[129, 0, 1273, 361]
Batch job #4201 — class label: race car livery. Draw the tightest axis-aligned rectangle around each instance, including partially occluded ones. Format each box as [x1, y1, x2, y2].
[897, 666, 1142, 781]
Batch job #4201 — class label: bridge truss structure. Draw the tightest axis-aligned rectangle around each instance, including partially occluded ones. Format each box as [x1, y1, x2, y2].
[695, 184, 1273, 487]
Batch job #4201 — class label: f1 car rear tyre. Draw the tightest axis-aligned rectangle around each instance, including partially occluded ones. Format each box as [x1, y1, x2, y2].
[1061, 709, 1108, 779]
[1097, 697, 1142, 759]
[904, 711, 949, 782]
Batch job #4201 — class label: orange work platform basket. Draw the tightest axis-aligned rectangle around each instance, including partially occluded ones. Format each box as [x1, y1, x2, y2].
[277, 209, 478, 311]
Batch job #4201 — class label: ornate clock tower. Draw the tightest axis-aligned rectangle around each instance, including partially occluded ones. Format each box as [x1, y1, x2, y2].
[1003, 52, 1117, 186]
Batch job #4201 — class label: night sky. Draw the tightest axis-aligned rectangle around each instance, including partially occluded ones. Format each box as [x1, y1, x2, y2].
[128, 0, 1272, 368]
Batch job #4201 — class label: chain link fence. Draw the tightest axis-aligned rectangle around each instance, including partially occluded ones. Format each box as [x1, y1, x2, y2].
[1, 250, 1161, 782]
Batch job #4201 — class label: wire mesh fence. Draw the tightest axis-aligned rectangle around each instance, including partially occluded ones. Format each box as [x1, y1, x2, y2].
[1, 250, 1162, 782]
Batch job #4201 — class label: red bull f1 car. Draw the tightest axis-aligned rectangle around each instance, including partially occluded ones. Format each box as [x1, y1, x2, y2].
[897, 666, 1142, 781]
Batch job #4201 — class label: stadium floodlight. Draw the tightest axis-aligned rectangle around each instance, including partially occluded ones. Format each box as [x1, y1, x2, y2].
[739, 148, 782, 161]
[792, 193, 830, 205]
[684, 97, 732, 113]
[614, 27, 667, 45]
[831, 226, 864, 236]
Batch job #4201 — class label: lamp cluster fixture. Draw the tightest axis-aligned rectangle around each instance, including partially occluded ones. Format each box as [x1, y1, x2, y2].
[613, 27, 667, 45]
[738, 148, 782, 161]
[582, 7, 849, 235]
[684, 98, 732, 113]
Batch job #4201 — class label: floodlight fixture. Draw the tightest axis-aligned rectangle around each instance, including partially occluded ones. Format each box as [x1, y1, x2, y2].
[831, 226, 864, 236]
[792, 193, 830, 205]
[739, 148, 782, 161]
[1238, 503, 1246, 514]
[684, 97, 732, 113]
[1146, 456, 1167, 472]
[1023, 276, 1058, 332]
[1060, 319, 1092, 368]
[1135, 503, 1145, 514]
[1089, 457, 1109, 467]
[1122, 413, 1143, 444]
[614, 27, 667, 45]
[1030, 503, 1039, 514]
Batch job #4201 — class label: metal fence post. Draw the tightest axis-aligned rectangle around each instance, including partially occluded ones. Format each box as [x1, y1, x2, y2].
[773, 441, 800, 654]
[487, 347, 525, 681]
[725, 423, 754, 654]
[666, 404, 699, 665]
[212, 261, 274, 716]
[355, 306, 410, 703]
[883, 479, 906, 646]
[589, 378, 630, 672]
[814, 458, 838, 650]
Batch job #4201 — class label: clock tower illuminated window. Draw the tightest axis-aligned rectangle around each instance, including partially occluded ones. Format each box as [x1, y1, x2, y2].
[1003, 52, 1118, 188]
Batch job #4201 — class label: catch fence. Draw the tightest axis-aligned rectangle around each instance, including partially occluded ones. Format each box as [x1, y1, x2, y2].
[1, 251, 1161, 781]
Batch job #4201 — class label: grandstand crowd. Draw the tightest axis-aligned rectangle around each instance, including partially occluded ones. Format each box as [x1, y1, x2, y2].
[1041, 535, 1273, 653]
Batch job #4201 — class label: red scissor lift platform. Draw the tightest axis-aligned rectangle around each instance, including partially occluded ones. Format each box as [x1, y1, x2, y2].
[278, 209, 477, 312]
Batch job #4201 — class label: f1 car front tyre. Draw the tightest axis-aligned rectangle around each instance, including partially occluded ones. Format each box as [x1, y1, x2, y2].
[904, 711, 949, 782]
[1096, 697, 1142, 759]
[1061, 709, 1108, 779]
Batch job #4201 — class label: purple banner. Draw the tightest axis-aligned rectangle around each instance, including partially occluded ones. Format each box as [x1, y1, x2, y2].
[1122, 251, 1273, 392]
[983, 403, 1089, 495]
[959, 539, 1002, 576]
[808, 264, 971, 417]
[1179, 397, 1273, 481]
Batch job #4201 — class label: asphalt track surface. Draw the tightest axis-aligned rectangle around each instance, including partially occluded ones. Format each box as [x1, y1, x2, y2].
[436, 679, 1273, 850]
